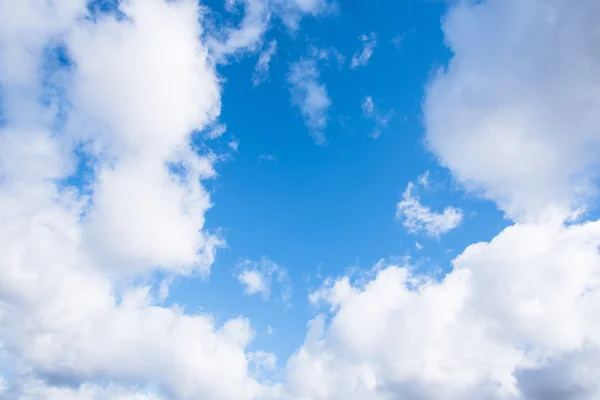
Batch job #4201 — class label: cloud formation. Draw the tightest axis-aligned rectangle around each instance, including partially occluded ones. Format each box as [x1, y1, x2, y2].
[0, 1, 277, 398]
[253, 39, 278, 86]
[288, 59, 331, 144]
[236, 258, 292, 305]
[351, 32, 376, 68]
[424, 0, 600, 222]
[396, 179, 463, 237]
[361, 95, 393, 139]
[288, 219, 600, 399]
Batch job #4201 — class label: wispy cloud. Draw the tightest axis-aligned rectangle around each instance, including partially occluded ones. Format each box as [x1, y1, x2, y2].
[252, 39, 277, 86]
[0, 0, 256, 397]
[209, 0, 333, 61]
[236, 258, 292, 306]
[204, 123, 227, 140]
[288, 59, 331, 145]
[416, 171, 430, 188]
[258, 153, 277, 163]
[396, 176, 463, 237]
[308, 45, 346, 68]
[351, 32, 376, 68]
[361, 95, 393, 139]
[361, 96, 375, 115]
[228, 139, 240, 152]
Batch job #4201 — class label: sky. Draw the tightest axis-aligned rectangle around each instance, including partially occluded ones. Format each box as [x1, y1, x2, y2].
[1, 0, 600, 399]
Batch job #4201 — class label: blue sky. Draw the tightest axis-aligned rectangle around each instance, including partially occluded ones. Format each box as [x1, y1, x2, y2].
[2, 0, 600, 399]
[170, 0, 508, 359]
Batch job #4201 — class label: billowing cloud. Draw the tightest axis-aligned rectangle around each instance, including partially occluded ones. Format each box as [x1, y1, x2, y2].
[361, 96, 374, 115]
[288, 219, 600, 399]
[288, 59, 331, 144]
[424, 0, 600, 222]
[67, 0, 223, 277]
[9, 380, 165, 400]
[0, 0, 278, 398]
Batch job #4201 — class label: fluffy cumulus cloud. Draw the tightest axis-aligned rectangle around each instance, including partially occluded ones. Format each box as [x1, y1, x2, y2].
[288, 59, 331, 144]
[424, 0, 600, 222]
[283, 0, 600, 399]
[236, 258, 292, 306]
[288, 220, 600, 399]
[350, 32, 376, 68]
[0, 0, 279, 398]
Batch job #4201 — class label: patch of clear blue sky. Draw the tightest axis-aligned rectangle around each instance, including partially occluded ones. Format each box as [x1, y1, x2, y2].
[165, 0, 508, 362]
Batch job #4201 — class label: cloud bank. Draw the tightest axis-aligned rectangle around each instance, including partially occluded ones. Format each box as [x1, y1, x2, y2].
[0, 1, 276, 398]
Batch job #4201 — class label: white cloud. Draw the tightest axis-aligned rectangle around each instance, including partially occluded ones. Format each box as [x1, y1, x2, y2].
[228, 140, 240, 152]
[351, 32, 376, 68]
[424, 0, 600, 222]
[361, 95, 393, 139]
[392, 33, 405, 49]
[209, 0, 272, 58]
[276, 0, 336, 31]
[204, 123, 227, 140]
[238, 269, 268, 295]
[287, 218, 600, 399]
[361, 96, 374, 115]
[248, 351, 278, 380]
[12, 379, 166, 400]
[66, 0, 224, 277]
[0, 1, 278, 399]
[0, 377, 7, 395]
[236, 258, 292, 305]
[252, 39, 277, 86]
[396, 181, 463, 237]
[209, 0, 333, 59]
[417, 171, 430, 188]
[288, 59, 331, 144]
